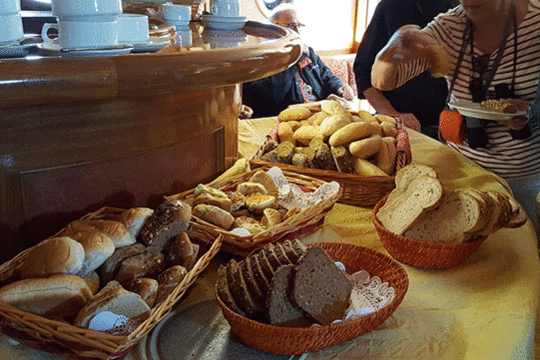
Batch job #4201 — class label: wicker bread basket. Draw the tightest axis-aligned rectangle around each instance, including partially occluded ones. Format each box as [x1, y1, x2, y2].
[252, 125, 412, 207]
[372, 196, 487, 269]
[0, 207, 223, 360]
[215, 242, 409, 355]
[167, 166, 342, 257]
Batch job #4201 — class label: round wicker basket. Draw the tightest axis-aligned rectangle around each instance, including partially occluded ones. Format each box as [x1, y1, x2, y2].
[215, 242, 409, 356]
[372, 196, 487, 269]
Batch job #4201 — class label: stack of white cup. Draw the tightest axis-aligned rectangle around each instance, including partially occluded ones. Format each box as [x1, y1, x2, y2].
[41, 0, 150, 49]
[0, 0, 24, 45]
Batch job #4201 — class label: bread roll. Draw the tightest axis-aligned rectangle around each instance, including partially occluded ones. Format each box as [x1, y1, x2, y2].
[380, 121, 398, 137]
[245, 194, 276, 214]
[114, 250, 165, 286]
[98, 243, 146, 284]
[357, 110, 377, 123]
[308, 111, 329, 126]
[125, 278, 158, 308]
[261, 208, 283, 228]
[81, 271, 100, 295]
[192, 204, 235, 230]
[162, 233, 199, 270]
[293, 125, 324, 146]
[374, 114, 397, 125]
[156, 265, 188, 304]
[248, 170, 279, 197]
[351, 157, 388, 177]
[63, 219, 136, 249]
[68, 232, 115, 276]
[193, 193, 232, 212]
[320, 114, 351, 138]
[194, 183, 229, 199]
[119, 207, 154, 238]
[278, 122, 296, 145]
[278, 107, 312, 122]
[19, 236, 85, 279]
[74, 281, 151, 328]
[328, 121, 372, 147]
[0, 274, 92, 319]
[236, 182, 268, 196]
[321, 100, 349, 116]
[349, 135, 383, 159]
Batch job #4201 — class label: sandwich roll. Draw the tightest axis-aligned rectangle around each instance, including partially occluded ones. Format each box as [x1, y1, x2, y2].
[278, 107, 312, 122]
[278, 122, 296, 145]
[0, 274, 93, 319]
[19, 236, 85, 279]
[63, 219, 136, 248]
[321, 99, 349, 116]
[352, 157, 388, 177]
[319, 114, 351, 138]
[193, 204, 235, 230]
[328, 121, 372, 147]
[349, 135, 383, 159]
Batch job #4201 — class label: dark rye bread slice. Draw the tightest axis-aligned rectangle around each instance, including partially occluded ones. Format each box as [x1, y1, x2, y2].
[241, 256, 266, 306]
[267, 265, 313, 327]
[264, 244, 284, 270]
[216, 265, 246, 317]
[273, 243, 293, 265]
[255, 251, 276, 286]
[227, 259, 264, 317]
[282, 239, 307, 263]
[292, 246, 352, 326]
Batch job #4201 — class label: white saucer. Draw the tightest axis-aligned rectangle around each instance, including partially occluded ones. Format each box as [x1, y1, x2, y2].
[39, 41, 134, 57]
[201, 15, 247, 31]
[449, 100, 526, 122]
[201, 14, 246, 23]
[166, 19, 191, 27]
[127, 37, 171, 53]
[0, 37, 41, 58]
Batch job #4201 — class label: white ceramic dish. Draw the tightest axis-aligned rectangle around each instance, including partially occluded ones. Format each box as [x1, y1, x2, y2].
[449, 100, 526, 122]
[201, 15, 246, 31]
[39, 41, 133, 57]
[201, 14, 246, 22]
[129, 36, 171, 53]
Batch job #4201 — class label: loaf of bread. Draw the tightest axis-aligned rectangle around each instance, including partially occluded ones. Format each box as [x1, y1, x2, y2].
[0, 274, 93, 319]
[18, 236, 85, 279]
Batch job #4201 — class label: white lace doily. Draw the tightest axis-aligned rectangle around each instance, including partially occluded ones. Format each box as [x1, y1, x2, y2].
[332, 265, 395, 323]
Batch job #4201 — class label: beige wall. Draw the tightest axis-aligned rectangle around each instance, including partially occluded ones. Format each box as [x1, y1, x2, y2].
[239, 0, 269, 22]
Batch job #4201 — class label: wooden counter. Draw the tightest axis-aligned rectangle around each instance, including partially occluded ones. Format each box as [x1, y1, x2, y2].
[0, 21, 302, 263]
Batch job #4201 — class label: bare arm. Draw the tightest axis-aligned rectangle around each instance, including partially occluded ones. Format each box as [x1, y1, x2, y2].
[363, 87, 421, 131]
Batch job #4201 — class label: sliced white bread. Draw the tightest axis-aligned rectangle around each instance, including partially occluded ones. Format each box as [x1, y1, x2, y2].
[459, 188, 494, 236]
[404, 189, 487, 244]
[385, 164, 439, 207]
[505, 196, 528, 228]
[376, 175, 444, 235]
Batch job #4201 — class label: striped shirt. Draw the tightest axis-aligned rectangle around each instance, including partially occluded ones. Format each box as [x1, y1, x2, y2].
[395, 1, 540, 179]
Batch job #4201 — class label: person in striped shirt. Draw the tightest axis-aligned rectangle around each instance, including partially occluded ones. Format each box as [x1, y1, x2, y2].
[371, 0, 540, 240]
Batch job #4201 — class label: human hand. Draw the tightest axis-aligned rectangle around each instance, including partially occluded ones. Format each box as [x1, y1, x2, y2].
[239, 105, 253, 119]
[337, 85, 355, 101]
[498, 115, 528, 130]
[378, 25, 437, 64]
[395, 113, 421, 132]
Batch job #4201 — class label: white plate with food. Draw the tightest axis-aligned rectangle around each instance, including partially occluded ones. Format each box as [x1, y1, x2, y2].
[449, 100, 526, 121]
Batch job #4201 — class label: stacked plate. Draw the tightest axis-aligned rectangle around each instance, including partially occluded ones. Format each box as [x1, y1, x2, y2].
[201, 14, 246, 31]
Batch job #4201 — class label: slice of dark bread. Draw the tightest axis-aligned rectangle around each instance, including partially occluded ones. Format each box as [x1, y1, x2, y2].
[292, 246, 352, 326]
[227, 259, 264, 317]
[216, 265, 246, 317]
[273, 243, 293, 265]
[263, 244, 284, 270]
[267, 265, 313, 327]
[242, 256, 266, 306]
[282, 239, 307, 263]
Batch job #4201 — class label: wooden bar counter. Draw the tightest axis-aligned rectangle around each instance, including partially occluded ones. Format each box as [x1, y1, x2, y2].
[0, 21, 302, 263]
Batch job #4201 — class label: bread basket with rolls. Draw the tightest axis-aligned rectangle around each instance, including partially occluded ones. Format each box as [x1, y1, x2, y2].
[252, 100, 412, 207]
[372, 164, 528, 269]
[215, 241, 409, 355]
[0, 206, 223, 360]
[167, 165, 342, 257]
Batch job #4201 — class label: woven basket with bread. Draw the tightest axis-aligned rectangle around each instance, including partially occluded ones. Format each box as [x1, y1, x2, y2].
[252, 100, 412, 207]
[372, 164, 528, 269]
[0, 204, 222, 360]
[167, 165, 342, 257]
[215, 241, 409, 355]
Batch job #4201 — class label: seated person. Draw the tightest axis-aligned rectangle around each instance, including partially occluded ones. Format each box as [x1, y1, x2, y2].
[242, 7, 355, 118]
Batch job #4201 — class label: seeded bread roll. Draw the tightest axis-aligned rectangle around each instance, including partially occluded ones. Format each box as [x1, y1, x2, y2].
[139, 199, 191, 251]
[18, 236, 85, 279]
[192, 204, 235, 230]
[0, 274, 93, 319]
[114, 250, 165, 286]
[292, 246, 352, 326]
[125, 277, 158, 308]
[155, 265, 188, 305]
[162, 233, 199, 270]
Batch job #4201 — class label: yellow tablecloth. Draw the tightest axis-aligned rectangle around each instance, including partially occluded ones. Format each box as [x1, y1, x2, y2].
[1, 118, 539, 360]
[239, 117, 540, 360]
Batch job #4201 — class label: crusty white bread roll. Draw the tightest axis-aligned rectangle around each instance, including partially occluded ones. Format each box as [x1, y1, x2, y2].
[193, 193, 233, 212]
[18, 236, 85, 279]
[0, 274, 93, 319]
[192, 204, 235, 230]
[63, 219, 136, 248]
[74, 280, 151, 328]
[248, 170, 279, 197]
[119, 207, 154, 238]
[67, 232, 115, 277]
[236, 182, 268, 196]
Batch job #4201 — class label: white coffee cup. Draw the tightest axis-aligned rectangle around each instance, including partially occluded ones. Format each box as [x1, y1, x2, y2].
[159, 3, 191, 22]
[209, 0, 239, 18]
[50, 0, 122, 20]
[0, 0, 21, 15]
[0, 13, 24, 44]
[117, 14, 149, 44]
[42, 20, 119, 48]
